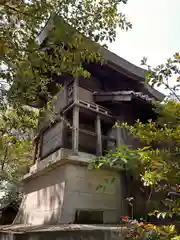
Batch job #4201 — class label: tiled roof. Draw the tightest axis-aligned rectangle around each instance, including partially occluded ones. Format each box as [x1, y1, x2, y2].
[93, 91, 153, 102]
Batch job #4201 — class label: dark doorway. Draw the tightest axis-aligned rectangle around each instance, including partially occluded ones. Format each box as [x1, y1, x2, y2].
[74, 210, 103, 224]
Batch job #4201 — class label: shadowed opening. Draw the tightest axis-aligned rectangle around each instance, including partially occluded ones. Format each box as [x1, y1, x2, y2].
[74, 210, 103, 224]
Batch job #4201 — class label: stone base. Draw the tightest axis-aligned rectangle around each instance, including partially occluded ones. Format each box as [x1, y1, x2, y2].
[14, 149, 126, 225]
[0, 224, 126, 240]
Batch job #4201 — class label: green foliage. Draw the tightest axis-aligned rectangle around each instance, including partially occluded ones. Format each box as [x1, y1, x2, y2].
[120, 221, 179, 240]
[1, 0, 131, 106]
[141, 53, 180, 100]
[0, 0, 131, 206]
[89, 145, 149, 171]
[0, 105, 38, 205]
[92, 54, 180, 238]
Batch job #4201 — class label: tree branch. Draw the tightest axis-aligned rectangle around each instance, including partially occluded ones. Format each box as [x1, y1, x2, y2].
[3, 4, 27, 16]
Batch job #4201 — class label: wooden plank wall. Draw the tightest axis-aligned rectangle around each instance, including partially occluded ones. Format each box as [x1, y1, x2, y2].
[53, 88, 65, 113]
[79, 87, 94, 102]
[41, 121, 64, 158]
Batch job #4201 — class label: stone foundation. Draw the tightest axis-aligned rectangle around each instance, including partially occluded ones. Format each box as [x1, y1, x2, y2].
[0, 225, 125, 240]
[14, 149, 126, 225]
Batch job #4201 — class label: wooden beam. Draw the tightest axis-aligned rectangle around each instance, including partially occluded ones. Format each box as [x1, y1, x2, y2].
[72, 105, 79, 153]
[78, 101, 112, 118]
[116, 120, 126, 147]
[72, 77, 79, 153]
[62, 114, 67, 148]
[96, 114, 102, 156]
[61, 79, 68, 148]
[73, 77, 79, 103]
[94, 94, 132, 102]
[32, 136, 39, 164]
[79, 128, 115, 142]
[37, 134, 43, 161]
[64, 79, 68, 105]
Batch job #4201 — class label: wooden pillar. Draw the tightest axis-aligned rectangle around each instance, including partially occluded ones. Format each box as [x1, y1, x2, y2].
[32, 136, 38, 164]
[96, 114, 102, 156]
[72, 77, 79, 153]
[62, 113, 68, 148]
[116, 120, 121, 147]
[73, 77, 79, 103]
[116, 119, 126, 148]
[62, 79, 68, 147]
[37, 134, 43, 161]
[73, 106, 79, 153]
[64, 79, 68, 105]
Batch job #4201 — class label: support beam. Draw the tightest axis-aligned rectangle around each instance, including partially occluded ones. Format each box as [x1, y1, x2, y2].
[64, 79, 68, 105]
[72, 106, 79, 153]
[32, 136, 38, 164]
[61, 79, 68, 148]
[72, 77, 79, 154]
[116, 120, 126, 148]
[62, 114, 67, 148]
[96, 114, 102, 156]
[37, 134, 43, 162]
[73, 77, 79, 103]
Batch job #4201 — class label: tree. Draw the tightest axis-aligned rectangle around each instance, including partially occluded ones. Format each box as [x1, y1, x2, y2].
[1, 0, 131, 107]
[0, 104, 38, 205]
[0, 0, 131, 204]
[92, 54, 180, 238]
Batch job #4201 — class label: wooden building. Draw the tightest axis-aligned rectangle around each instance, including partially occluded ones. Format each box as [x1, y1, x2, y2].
[14, 18, 164, 226]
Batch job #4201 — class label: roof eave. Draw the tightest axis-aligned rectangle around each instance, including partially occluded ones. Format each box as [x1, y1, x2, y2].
[36, 16, 165, 102]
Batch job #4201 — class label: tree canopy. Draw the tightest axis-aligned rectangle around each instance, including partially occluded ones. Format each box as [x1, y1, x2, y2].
[0, 0, 131, 204]
[92, 54, 180, 239]
[1, 0, 131, 106]
[1, 1, 180, 238]
[0, 105, 38, 205]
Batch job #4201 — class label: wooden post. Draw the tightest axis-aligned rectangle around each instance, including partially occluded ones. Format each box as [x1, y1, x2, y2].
[64, 79, 68, 105]
[116, 119, 126, 148]
[72, 77, 79, 153]
[73, 106, 79, 153]
[62, 114, 67, 148]
[96, 114, 102, 156]
[73, 77, 79, 103]
[37, 134, 43, 161]
[32, 136, 38, 164]
[62, 79, 68, 147]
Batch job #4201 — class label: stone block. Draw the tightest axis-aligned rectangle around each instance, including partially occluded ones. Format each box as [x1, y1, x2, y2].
[15, 151, 127, 225]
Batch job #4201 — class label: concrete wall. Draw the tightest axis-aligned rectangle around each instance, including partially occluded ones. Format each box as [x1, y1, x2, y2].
[62, 164, 125, 223]
[14, 163, 126, 225]
[15, 166, 66, 225]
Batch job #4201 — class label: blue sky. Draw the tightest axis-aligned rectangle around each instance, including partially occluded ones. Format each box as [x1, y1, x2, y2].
[109, 0, 180, 68]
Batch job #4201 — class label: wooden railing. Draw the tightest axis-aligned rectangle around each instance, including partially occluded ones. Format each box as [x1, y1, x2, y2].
[78, 100, 112, 116]
[68, 85, 112, 116]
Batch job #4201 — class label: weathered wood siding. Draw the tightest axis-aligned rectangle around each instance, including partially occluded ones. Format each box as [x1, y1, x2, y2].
[79, 76, 101, 91]
[53, 88, 65, 113]
[66, 131, 96, 155]
[41, 121, 63, 158]
[79, 87, 93, 102]
[79, 122, 95, 132]
[79, 133, 96, 154]
[38, 88, 65, 131]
